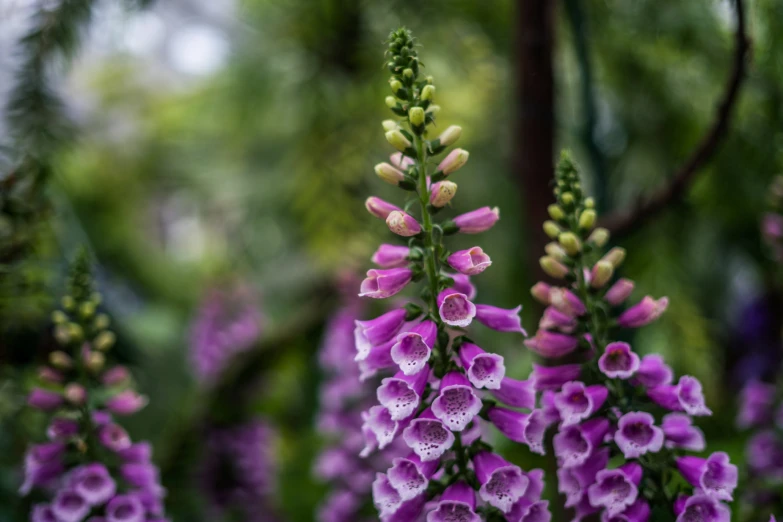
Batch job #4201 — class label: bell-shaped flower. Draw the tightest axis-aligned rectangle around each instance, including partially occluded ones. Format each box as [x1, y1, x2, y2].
[51, 489, 90, 522]
[105, 390, 148, 416]
[633, 354, 673, 388]
[617, 296, 669, 328]
[473, 451, 529, 513]
[71, 464, 116, 505]
[426, 481, 480, 522]
[487, 407, 549, 455]
[554, 418, 611, 468]
[447, 247, 492, 275]
[98, 424, 132, 452]
[402, 408, 455, 462]
[359, 268, 413, 299]
[524, 331, 579, 358]
[391, 320, 437, 375]
[647, 376, 711, 416]
[372, 473, 402, 518]
[386, 211, 422, 237]
[614, 411, 664, 459]
[453, 207, 500, 234]
[387, 454, 439, 501]
[661, 413, 705, 451]
[437, 289, 476, 327]
[557, 447, 610, 508]
[554, 382, 608, 427]
[549, 288, 586, 316]
[372, 244, 411, 268]
[587, 463, 642, 517]
[676, 452, 738, 502]
[377, 368, 429, 421]
[360, 406, 400, 456]
[365, 197, 402, 220]
[604, 279, 635, 306]
[475, 304, 525, 334]
[674, 494, 730, 522]
[531, 363, 582, 391]
[458, 342, 505, 390]
[598, 342, 640, 380]
[539, 306, 576, 332]
[432, 372, 482, 431]
[603, 498, 651, 522]
[354, 309, 407, 361]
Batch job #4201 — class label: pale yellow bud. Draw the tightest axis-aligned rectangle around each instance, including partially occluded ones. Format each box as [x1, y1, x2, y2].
[385, 96, 397, 108]
[545, 242, 567, 261]
[540, 256, 569, 279]
[543, 220, 562, 239]
[558, 232, 582, 256]
[579, 209, 597, 230]
[589, 227, 610, 247]
[385, 129, 412, 151]
[51, 310, 68, 324]
[94, 331, 116, 352]
[390, 79, 403, 93]
[382, 119, 399, 132]
[584, 197, 595, 209]
[547, 204, 565, 221]
[601, 247, 626, 268]
[409, 107, 425, 126]
[49, 350, 73, 370]
[421, 85, 435, 101]
[438, 125, 462, 147]
[591, 261, 614, 288]
[374, 163, 406, 185]
[430, 181, 458, 208]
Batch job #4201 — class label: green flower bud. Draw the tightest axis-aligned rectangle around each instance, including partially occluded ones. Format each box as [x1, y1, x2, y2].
[547, 204, 565, 221]
[409, 107, 425, 126]
[79, 301, 96, 319]
[558, 232, 582, 256]
[543, 220, 562, 239]
[579, 209, 597, 230]
[403, 68, 414, 78]
[426, 104, 441, 115]
[438, 125, 462, 147]
[49, 350, 73, 369]
[390, 79, 403, 92]
[421, 85, 435, 101]
[545, 242, 567, 261]
[94, 331, 116, 352]
[591, 260, 614, 288]
[374, 162, 406, 185]
[382, 119, 399, 132]
[86, 351, 105, 373]
[588, 227, 610, 247]
[426, 75, 434, 84]
[561, 192, 575, 206]
[385, 129, 412, 151]
[584, 197, 595, 209]
[67, 323, 83, 342]
[601, 247, 626, 268]
[94, 314, 110, 330]
[540, 256, 569, 279]
[51, 310, 68, 324]
[385, 96, 397, 108]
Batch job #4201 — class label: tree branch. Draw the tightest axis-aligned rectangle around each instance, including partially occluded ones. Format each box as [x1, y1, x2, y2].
[598, 0, 750, 238]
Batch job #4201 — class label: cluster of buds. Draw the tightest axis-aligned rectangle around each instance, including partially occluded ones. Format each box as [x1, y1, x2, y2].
[358, 28, 548, 522]
[527, 153, 737, 522]
[23, 251, 167, 522]
[188, 285, 278, 520]
[762, 175, 783, 263]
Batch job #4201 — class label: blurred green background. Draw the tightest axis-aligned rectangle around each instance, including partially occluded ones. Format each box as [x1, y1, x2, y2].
[1, 0, 781, 520]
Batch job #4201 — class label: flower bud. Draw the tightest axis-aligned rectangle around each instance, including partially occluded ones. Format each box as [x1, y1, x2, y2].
[54, 325, 70, 345]
[94, 331, 116, 352]
[38, 367, 63, 383]
[601, 247, 626, 268]
[558, 232, 581, 256]
[51, 310, 68, 324]
[426, 104, 441, 115]
[382, 119, 399, 132]
[102, 366, 130, 386]
[438, 125, 462, 146]
[390, 79, 403, 93]
[61, 296, 75, 311]
[547, 204, 565, 221]
[385, 96, 397, 108]
[590, 261, 614, 289]
[589, 227, 610, 247]
[374, 163, 406, 185]
[365, 197, 402, 219]
[545, 242, 567, 261]
[385, 129, 412, 151]
[79, 301, 96, 319]
[540, 256, 569, 279]
[436, 148, 469, 175]
[584, 197, 595, 208]
[421, 85, 435, 101]
[430, 181, 458, 207]
[426, 75, 434, 84]
[67, 323, 83, 342]
[94, 314, 110, 330]
[64, 383, 86, 405]
[49, 350, 73, 370]
[403, 68, 413, 78]
[86, 351, 106, 373]
[386, 211, 422, 237]
[531, 282, 552, 304]
[543, 221, 562, 239]
[579, 209, 596, 230]
[409, 107, 425, 126]
[561, 192, 574, 206]
[453, 207, 500, 234]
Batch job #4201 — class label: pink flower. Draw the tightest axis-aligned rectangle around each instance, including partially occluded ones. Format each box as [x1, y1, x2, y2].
[386, 211, 422, 237]
[447, 247, 492, 275]
[359, 268, 413, 299]
[453, 207, 500, 234]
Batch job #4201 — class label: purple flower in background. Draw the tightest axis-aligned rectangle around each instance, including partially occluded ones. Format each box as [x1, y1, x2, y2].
[661, 413, 705, 451]
[647, 376, 712, 416]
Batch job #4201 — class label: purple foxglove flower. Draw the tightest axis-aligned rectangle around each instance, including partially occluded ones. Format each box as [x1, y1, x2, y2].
[674, 494, 730, 522]
[437, 289, 476, 327]
[20, 447, 65, 495]
[431, 372, 483, 432]
[746, 430, 783, 474]
[92, 411, 113, 426]
[458, 342, 505, 390]
[38, 367, 63, 384]
[647, 376, 711, 416]
[359, 268, 413, 299]
[554, 418, 611, 468]
[372, 244, 411, 268]
[29, 442, 66, 462]
[587, 463, 642, 517]
[105, 494, 145, 522]
[354, 309, 407, 361]
[31, 504, 57, 522]
[98, 423, 132, 452]
[358, 338, 397, 381]
[676, 452, 738, 501]
[102, 366, 131, 386]
[28, 388, 63, 411]
[475, 304, 526, 334]
[426, 481, 480, 522]
[120, 461, 160, 491]
[549, 288, 587, 316]
[365, 196, 402, 220]
[539, 306, 576, 332]
[614, 411, 664, 459]
[105, 390, 148, 416]
[634, 354, 673, 388]
[737, 380, 776, 428]
[402, 408, 455, 462]
[360, 406, 399, 456]
[387, 494, 427, 522]
[598, 342, 640, 379]
[531, 282, 552, 305]
[386, 210, 422, 237]
[617, 296, 669, 328]
[429, 181, 458, 208]
[391, 320, 437, 375]
[524, 331, 579, 358]
[487, 407, 548, 455]
[605, 278, 635, 306]
[473, 451, 529, 513]
[118, 442, 152, 463]
[377, 368, 429, 421]
[662, 413, 705, 451]
[531, 363, 582, 390]
[318, 490, 359, 522]
[603, 499, 651, 522]
[540, 390, 560, 424]
[47, 418, 79, 440]
[72, 464, 116, 505]
[387, 454, 438, 501]
[447, 247, 492, 275]
[557, 447, 610, 508]
[491, 377, 536, 409]
[52, 489, 90, 522]
[390, 152, 415, 170]
[554, 381, 608, 427]
[372, 473, 402, 518]
[507, 499, 552, 522]
[436, 148, 469, 176]
[453, 206, 500, 234]
[450, 273, 477, 300]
